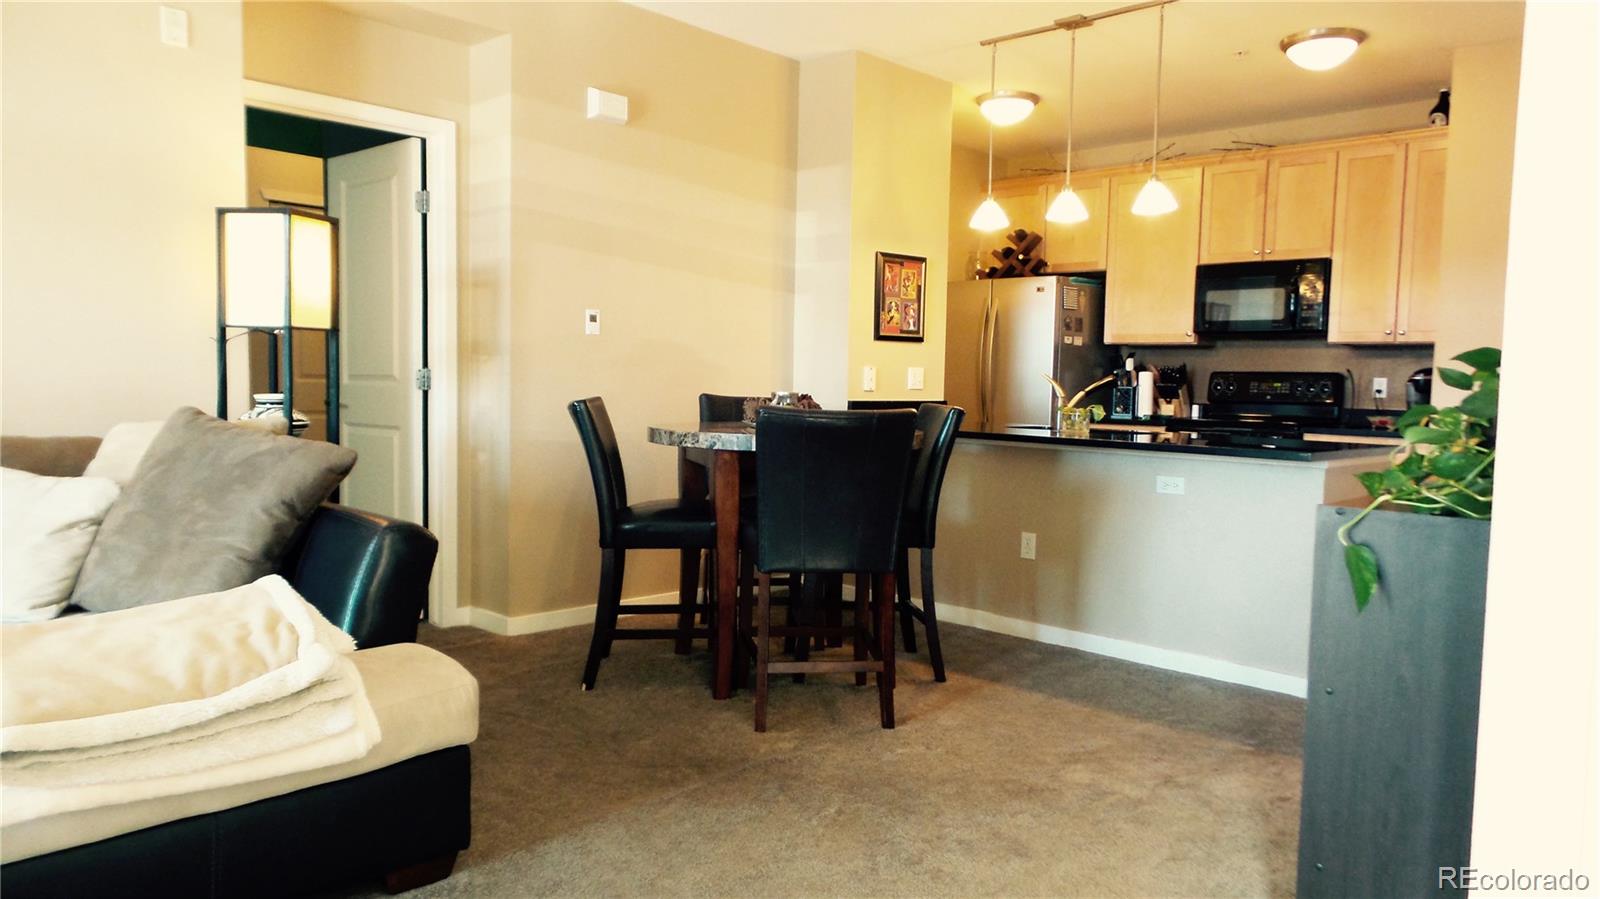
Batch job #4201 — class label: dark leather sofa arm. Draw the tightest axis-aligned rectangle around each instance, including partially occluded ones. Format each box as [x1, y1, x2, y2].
[279, 504, 439, 648]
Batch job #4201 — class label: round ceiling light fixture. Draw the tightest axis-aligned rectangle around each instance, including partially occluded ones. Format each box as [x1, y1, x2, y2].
[1280, 27, 1368, 71]
[976, 89, 1042, 126]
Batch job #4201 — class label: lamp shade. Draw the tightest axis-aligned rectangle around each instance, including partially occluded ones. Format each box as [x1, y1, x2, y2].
[1280, 28, 1367, 71]
[1046, 187, 1091, 224]
[218, 207, 337, 330]
[969, 196, 1010, 232]
[1131, 177, 1180, 217]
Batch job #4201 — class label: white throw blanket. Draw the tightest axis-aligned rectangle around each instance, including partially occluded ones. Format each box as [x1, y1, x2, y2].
[0, 575, 380, 826]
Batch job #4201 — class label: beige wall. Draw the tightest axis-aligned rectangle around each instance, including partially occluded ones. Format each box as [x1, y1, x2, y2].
[245, 147, 323, 208]
[948, 142, 988, 283]
[1, 1, 245, 435]
[845, 54, 951, 404]
[447, 3, 800, 618]
[792, 54, 855, 408]
[1431, 38, 1522, 405]
[1471, 1, 1597, 878]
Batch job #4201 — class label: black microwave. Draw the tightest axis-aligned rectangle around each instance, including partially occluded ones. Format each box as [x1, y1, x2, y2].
[1195, 258, 1330, 338]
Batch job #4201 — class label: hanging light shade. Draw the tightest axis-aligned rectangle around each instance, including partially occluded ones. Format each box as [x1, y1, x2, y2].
[1131, 177, 1180, 216]
[1046, 29, 1089, 225]
[970, 44, 1012, 232]
[977, 90, 1041, 127]
[1280, 27, 1367, 71]
[1132, 4, 1176, 217]
[970, 197, 1010, 232]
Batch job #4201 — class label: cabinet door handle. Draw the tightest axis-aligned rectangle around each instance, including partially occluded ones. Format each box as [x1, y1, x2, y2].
[1399, 329, 1407, 336]
[1252, 249, 1261, 255]
[1384, 329, 1393, 335]
[1264, 248, 1274, 254]
[1185, 329, 1194, 337]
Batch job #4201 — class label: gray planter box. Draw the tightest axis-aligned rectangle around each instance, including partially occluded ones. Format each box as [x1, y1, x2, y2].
[1297, 505, 1492, 898]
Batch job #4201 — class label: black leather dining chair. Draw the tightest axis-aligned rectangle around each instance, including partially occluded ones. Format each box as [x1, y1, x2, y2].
[742, 407, 917, 731]
[569, 397, 715, 690]
[895, 403, 965, 682]
[698, 393, 751, 423]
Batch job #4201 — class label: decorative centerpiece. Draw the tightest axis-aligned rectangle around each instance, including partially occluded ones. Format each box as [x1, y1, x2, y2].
[741, 393, 822, 423]
[1044, 374, 1109, 437]
[240, 393, 311, 437]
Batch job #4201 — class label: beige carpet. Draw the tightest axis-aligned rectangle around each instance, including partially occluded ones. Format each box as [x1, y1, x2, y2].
[376, 617, 1304, 897]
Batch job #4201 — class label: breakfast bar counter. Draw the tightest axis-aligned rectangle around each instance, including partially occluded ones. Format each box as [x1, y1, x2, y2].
[960, 425, 1394, 463]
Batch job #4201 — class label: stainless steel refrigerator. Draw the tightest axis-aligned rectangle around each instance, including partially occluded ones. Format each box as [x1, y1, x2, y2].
[944, 275, 1109, 431]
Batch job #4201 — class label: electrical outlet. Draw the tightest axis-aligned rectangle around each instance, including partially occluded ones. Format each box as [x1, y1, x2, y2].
[907, 367, 925, 390]
[1156, 475, 1186, 495]
[1020, 532, 1037, 560]
[1372, 377, 1388, 400]
[584, 308, 600, 335]
[862, 366, 876, 392]
[159, 6, 189, 47]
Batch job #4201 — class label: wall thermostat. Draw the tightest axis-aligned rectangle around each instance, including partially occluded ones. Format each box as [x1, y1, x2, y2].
[585, 88, 629, 125]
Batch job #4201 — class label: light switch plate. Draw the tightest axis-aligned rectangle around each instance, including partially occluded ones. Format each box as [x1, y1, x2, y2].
[862, 366, 876, 392]
[1156, 475, 1186, 495]
[1020, 532, 1037, 560]
[907, 367, 925, 390]
[159, 6, 189, 47]
[584, 308, 600, 335]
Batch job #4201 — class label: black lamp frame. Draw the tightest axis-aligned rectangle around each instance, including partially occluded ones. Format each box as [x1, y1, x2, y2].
[214, 206, 341, 441]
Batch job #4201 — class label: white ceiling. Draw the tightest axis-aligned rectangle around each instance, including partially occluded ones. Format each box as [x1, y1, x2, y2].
[628, 1, 1524, 157]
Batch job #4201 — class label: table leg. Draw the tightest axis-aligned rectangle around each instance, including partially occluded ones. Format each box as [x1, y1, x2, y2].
[712, 450, 740, 699]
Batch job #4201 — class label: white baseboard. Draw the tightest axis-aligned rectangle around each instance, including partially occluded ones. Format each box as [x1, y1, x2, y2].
[930, 601, 1308, 698]
[465, 592, 682, 637]
[455, 590, 1307, 698]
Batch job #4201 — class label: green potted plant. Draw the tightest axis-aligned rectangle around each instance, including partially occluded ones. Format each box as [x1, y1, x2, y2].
[1337, 347, 1499, 609]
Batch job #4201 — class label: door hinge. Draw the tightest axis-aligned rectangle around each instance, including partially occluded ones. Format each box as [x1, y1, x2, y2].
[415, 368, 433, 391]
[413, 190, 431, 214]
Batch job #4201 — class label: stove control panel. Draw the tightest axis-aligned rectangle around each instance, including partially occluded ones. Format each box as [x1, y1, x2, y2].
[1207, 371, 1345, 408]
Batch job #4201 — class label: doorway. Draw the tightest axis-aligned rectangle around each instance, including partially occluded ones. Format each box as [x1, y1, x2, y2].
[243, 82, 463, 626]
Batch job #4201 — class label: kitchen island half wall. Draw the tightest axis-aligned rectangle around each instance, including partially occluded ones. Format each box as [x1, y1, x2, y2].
[930, 438, 1387, 696]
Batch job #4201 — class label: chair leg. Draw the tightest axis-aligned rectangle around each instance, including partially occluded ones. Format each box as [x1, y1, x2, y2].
[825, 573, 845, 647]
[675, 549, 698, 655]
[739, 550, 756, 687]
[699, 550, 712, 624]
[876, 571, 896, 729]
[602, 549, 626, 659]
[754, 572, 772, 733]
[920, 548, 946, 683]
[896, 546, 917, 654]
[852, 572, 870, 687]
[581, 548, 623, 690]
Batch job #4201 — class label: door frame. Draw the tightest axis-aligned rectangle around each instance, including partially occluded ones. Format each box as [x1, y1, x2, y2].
[244, 80, 464, 627]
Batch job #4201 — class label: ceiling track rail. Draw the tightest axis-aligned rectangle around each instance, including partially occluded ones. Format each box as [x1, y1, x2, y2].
[978, 0, 1180, 47]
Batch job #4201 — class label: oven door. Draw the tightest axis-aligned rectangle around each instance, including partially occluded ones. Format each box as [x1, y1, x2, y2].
[1195, 264, 1298, 335]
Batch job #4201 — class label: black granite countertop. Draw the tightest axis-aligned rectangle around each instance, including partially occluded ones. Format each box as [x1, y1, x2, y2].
[958, 426, 1394, 462]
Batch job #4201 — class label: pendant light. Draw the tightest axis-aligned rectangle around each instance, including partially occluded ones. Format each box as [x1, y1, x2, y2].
[969, 44, 1011, 232]
[1131, 4, 1178, 217]
[1045, 29, 1090, 225]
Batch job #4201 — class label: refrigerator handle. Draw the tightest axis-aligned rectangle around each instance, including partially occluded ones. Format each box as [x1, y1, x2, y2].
[981, 282, 998, 430]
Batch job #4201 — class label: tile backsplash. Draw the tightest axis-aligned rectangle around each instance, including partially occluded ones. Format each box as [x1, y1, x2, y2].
[1121, 341, 1435, 413]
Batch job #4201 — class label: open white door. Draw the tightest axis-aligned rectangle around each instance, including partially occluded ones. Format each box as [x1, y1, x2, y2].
[327, 138, 424, 523]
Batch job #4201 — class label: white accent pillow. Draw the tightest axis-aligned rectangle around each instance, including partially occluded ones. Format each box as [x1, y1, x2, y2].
[84, 416, 288, 487]
[2, 469, 121, 622]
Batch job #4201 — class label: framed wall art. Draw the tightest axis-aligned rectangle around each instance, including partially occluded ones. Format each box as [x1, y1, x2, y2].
[874, 251, 926, 342]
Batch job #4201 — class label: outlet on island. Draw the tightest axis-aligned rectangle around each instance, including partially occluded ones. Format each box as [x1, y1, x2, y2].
[1020, 531, 1037, 560]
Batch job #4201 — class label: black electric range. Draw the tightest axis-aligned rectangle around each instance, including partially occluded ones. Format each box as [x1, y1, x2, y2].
[1172, 370, 1349, 446]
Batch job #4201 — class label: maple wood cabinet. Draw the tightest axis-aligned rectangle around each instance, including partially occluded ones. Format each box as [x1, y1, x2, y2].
[1043, 175, 1111, 273]
[1199, 150, 1336, 264]
[1329, 138, 1447, 344]
[1104, 168, 1203, 345]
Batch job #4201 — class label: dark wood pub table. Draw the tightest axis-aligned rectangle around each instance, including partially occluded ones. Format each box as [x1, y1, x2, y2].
[647, 420, 921, 700]
[645, 422, 757, 700]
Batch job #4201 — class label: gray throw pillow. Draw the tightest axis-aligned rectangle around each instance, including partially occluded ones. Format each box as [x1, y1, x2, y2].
[70, 407, 357, 612]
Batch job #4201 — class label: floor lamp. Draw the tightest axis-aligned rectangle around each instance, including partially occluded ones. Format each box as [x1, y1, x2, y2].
[215, 207, 340, 440]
